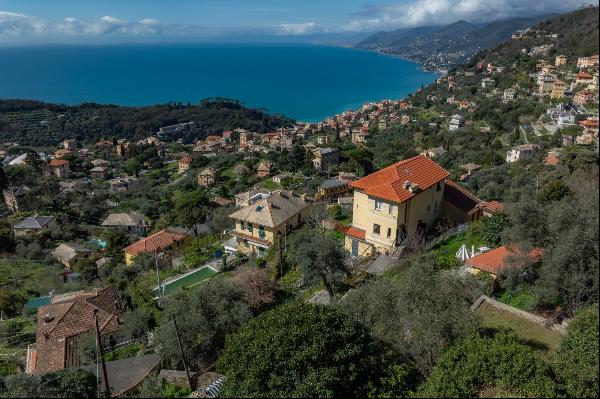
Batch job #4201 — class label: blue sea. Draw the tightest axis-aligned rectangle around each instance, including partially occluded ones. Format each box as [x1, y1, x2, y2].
[0, 43, 436, 122]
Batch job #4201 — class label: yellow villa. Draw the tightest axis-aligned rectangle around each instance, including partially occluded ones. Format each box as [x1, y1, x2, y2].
[228, 190, 313, 257]
[343, 155, 449, 257]
[550, 80, 566, 99]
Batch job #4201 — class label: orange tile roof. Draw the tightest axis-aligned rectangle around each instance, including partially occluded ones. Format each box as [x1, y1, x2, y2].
[577, 71, 593, 79]
[481, 200, 504, 214]
[179, 155, 192, 163]
[345, 226, 366, 240]
[49, 159, 69, 167]
[545, 154, 560, 166]
[123, 228, 188, 255]
[579, 119, 599, 127]
[350, 155, 449, 203]
[466, 245, 541, 275]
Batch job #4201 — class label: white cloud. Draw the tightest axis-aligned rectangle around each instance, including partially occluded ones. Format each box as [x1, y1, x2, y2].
[342, 0, 598, 31]
[277, 22, 320, 36]
[0, 11, 46, 35]
[0, 1, 597, 41]
[1, 11, 168, 38]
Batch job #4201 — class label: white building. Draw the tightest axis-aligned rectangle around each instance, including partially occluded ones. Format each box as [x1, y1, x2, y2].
[557, 113, 576, 129]
[449, 114, 464, 132]
[506, 144, 538, 163]
[481, 78, 495, 88]
[503, 88, 516, 102]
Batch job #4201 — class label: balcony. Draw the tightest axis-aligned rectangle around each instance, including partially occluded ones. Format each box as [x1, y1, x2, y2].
[232, 230, 271, 248]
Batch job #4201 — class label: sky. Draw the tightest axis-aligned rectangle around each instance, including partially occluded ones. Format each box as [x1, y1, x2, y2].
[0, 0, 596, 45]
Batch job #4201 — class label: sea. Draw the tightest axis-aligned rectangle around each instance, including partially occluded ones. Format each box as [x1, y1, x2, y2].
[0, 43, 437, 122]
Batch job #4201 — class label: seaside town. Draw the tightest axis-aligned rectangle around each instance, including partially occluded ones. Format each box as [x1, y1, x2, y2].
[0, 5, 598, 399]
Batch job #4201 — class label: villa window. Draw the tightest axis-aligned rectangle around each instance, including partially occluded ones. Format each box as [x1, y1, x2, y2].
[387, 228, 392, 238]
[436, 182, 441, 192]
[248, 224, 253, 233]
[373, 224, 381, 235]
[375, 199, 382, 211]
[240, 221, 245, 230]
[388, 204, 394, 214]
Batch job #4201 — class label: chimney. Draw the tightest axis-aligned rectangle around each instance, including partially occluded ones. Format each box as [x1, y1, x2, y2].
[403, 181, 411, 189]
[408, 183, 421, 193]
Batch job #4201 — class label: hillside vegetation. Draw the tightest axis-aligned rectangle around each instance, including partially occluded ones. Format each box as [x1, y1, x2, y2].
[0, 99, 294, 147]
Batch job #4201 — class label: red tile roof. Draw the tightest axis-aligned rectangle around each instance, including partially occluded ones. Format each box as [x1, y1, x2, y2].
[49, 159, 69, 167]
[466, 245, 541, 275]
[350, 155, 449, 203]
[545, 154, 560, 166]
[179, 155, 192, 163]
[481, 200, 504, 214]
[33, 287, 123, 374]
[345, 226, 366, 240]
[123, 228, 188, 255]
[579, 119, 599, 127]
[577, 71, 593, 79]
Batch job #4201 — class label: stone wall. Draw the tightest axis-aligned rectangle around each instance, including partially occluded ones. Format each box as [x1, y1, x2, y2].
[471, 295, 566, 334]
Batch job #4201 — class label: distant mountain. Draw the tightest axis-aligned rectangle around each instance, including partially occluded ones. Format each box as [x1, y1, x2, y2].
[472, 6, 599, 65]
[354, 15, 553, 72]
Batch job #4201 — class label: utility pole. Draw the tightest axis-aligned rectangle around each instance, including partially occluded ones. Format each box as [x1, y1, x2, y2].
[155, 250, 162, 307]
[172, 315, 193, 391]
[94, 309, 110, 398]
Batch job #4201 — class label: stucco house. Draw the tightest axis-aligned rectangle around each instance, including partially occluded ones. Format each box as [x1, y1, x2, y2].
[49, 159, 70, 178]
[101, 212, 148, 237]
[3, 185, 30, 212]
[197, 167, 218, 187]
[256, 161, 273, 178]
[312, 147, 340, 173]
[343, 155, 449, 257]
[228, 191, 313, 257]
[51, 243, 92, 269]
[178, 155, 192, 173]
[12, 216, 56, 236]
[315, 179, 350, 201]
[506, 144, 538, 163]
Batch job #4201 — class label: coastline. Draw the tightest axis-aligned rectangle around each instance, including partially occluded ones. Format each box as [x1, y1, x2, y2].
[338, 43, 444, 74]
[0, 43, 437, 124]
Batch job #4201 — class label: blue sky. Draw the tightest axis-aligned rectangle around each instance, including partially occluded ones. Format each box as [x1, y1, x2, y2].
[0, 0, 595, 44]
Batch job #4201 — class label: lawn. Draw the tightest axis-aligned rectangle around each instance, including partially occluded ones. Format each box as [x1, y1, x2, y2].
[0, 259, 64, 299]
[155, 266, 218, 297]
[220, 167, 234, 178]
[497, 290, 536, 310]
[261, 179, 280, 190]
[476, 301, 562, 358]
[433, 227, 486, 269]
